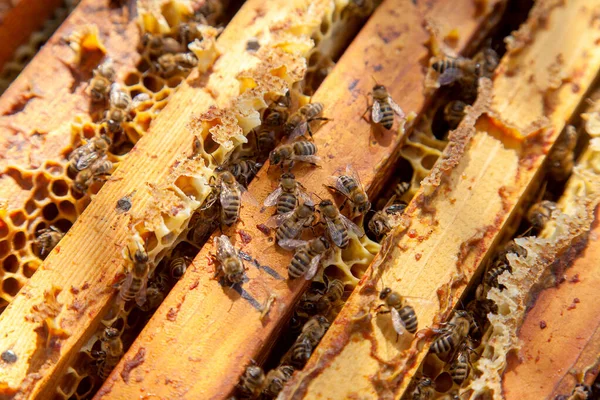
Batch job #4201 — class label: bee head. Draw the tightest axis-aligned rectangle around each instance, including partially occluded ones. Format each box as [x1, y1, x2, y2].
[318, 199, 334, 208]
[358, 199, 371, 214]
[269, 150, 282, 165]
[281, 172, 295, 180]
[474, 62, 482, 77]
[379, 287, 392, 300]
[318, 236, 330, 250]
[246, 365, 263, 379]
[103, 327, 119, 340]
[107, 119, 122, 133]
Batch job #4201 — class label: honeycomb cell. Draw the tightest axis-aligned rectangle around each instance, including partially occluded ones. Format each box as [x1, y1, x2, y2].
[203, 133, 219, 153]
[59, 201, 77, 218]
[76, 376, 93, 397]
[25, 199, 37, 215]
[45, 161, 64, 176]
[143, 75, 164, 92]
[124, 72, 141, 86]
[0, 241, 9, 258]
[4, 167, 34, 190]
[23, 261, 40, 278]
[3, 256, 19, 273]
[2, 277, 21, 297]
[421, 154, 439, 170]
[52, 180, 70, 197]
[43, 203, 60, 221]
[9, 211, 26, 227]
[0, 220, 8, 238]
[167, 76, 183, 88]
[12, 231, 26, 251]
[33, 186, 50, 201]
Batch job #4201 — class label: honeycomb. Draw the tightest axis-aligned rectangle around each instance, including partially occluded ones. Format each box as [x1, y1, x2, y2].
[0, 0, 78, 94]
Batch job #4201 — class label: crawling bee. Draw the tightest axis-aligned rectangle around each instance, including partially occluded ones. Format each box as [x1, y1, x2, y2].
[262, 365, 294, 398]
[284, 102, 328, 141]
[228, 159, 262, 187]
[316, 278, 344, 315]
[263, 92, 291, 127]
[281, 237, 330, 280]
[412, 377, 436, 400]
[177, 21, 204, 46]
[263, 172, 311, 215]
[268, 202, 316, 244]
[548, 125, 577, 182]
[73, 156, 113, 193]
[289, 336, 312, 368]
[205, 170, 257, 227]
[473, 47, 499, 79]
[154, 52, 198, 78]
[449, 342, 474, 385]
[431, 56, 481, 87]
[97, 327, 123, 379]
[169, 256, 190, 280]
[527, 200, 557, 231]
[140, 33, 182, 58]
[318, 199, 363, 248]
[269, 141, 320, 170]
[395, 181, 411, 199]
[368, 201, 406, 239]
[497, 239, 527, 261]
[378, 287, 418, 336]
[188, 208, 219, 245]
[213, 235, 245, 284]
[68, 135, 112, 174]
[365, 83, 405, 130]
[106, 84, 131, 133]
[431, 310, 471, 354]
[35, 226, 64, 259]
[89, 60, 115, 102]
[465, 298, 497, 335]
[238, 364, 265, 398]
[484, 259, 511, 289]
[139, 277, 168, 312]
[299, 315, 330, 347]
[444, 100, 467, 130]
[252, 126, 277, 159]
[291, 287, 325, 331]
[119, 245, 150, 307]
[327, 165, 371, 216]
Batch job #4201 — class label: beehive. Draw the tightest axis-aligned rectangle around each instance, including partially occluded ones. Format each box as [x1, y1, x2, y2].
[0, 0, 599, 399]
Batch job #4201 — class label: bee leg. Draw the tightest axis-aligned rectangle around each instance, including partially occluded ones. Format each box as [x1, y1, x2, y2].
[339, 198, 348, 211]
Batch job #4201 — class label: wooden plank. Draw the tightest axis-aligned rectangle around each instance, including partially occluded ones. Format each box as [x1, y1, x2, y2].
[0, 0, 360, 398]
[96, 0, 502, 398]
[0, 0, 64, 71]
[280, 1, 600, 398]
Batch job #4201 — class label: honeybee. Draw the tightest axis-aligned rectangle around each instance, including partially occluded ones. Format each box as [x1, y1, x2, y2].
[444, 100, 467, 130]
[90, 156, 113, 176]
[119, 245, 150, 307]
[431, 56, 481, 87]
[484, 259, 511, 289]
[316, 278, 344, 315]
[283, 102, 328, 141]
[89, 60, 115, 102]
[412, 377, 436, 400]
[269, 141, 320, 170]
[465, 298, 497, 335]
[154, 52, 198, 77]
[395, 181, 411, 199]
[188, 208, 219, 245]
[68, 135, 112, 174]
[35, 226, 64, 259]
[378, 287, 418, 336]
[238, 364, 265, 398]
[177, 21, 204, 46]
[206, 170, 257, 227]
[473, 47, 499, 79]
[213, 234, 245, 284]
[251, 126, 277, 159]
[281, 237, 330, 280]
[368, 201, 406, 239]
[318, 199, 363, 248]
[169, 256, 190, 279]
[141, 33, 182, 58]
[548, 125, 577, 182]
[139, 280, 167, 312]
[430, 310, 471, 354]
[365, 83, 405, 130]
[268, 202, 316, 244]
[263, 172, 311, 215]
[97, 327, 123, 379]
[263, 91, 291, 127]
[292, 287, 325, 331]
[497, 239, 527, 261]
[299, 315, 330, 347]
[73, 156, 113, 193]
[327, 165, 371, 216]
[262, 365, 294, 398]
[526, 200, 557, 231]
[289, 336, 312, 368]
[449, 342, 474, 385]
[228, 159, 262, 187]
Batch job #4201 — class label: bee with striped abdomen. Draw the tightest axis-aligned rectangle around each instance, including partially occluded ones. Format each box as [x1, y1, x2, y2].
[431, 56, 481, 87]
[227, 159, 262, 188]
[316, 278, 344, 315]
[280, 237, 330, 280]
[289, 336, 312, 368]
[119, 244, 150, 307]
[169, 256, 190, 280]
[318, 199, 363, 248]
[527, 200, 557, 231]
[97, 327, 123, 379]
[378, 287, 418, 337]
[284, 102, 328, 141]
[444, 100, 467, 130]
[68, 135, 112, 175]
[205, 169, 258, 227]
[268, 202, 316, 244]
[262, 365, 294, 398]
[548, 125, 577, 182]
[269, 141, 320, 170]
[448, 342, 475, 385]
[299, 315, 330, 347]
[431, 310, 471, 354]
[263, 172, 311, 215]
[213, 234, 245, 284]
[89, 60, 115, 103]
[154, 52, 198, 78]
[34, 226, 64, 259]
[327, 165, 371, 217]
[365, 83, 405, 130]
[238, 363, 265, 398]
[368, 199, 406, 240]
[263, 91, 291, 128]
[412, 377, 436, 400]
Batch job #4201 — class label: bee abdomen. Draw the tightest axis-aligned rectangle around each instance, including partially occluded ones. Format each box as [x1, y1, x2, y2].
[339, 175, 358, 192]
[121, 278, 141, 302]
[277, 192, 297, 214]
[289, 251, 310, 279]
[450, 362, 469, 384]
[290, 337, 312, 368]
[293, 141, 316, 155]
[222, 196, 241, 225]
[379, 102, 394, 129]
[432, 58, 456, 73]
[431, 332, 454, 354]
[398, 305, 418, 333]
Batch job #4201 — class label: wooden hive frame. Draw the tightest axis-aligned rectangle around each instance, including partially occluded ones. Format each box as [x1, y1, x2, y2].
[0, 0, 600, 399]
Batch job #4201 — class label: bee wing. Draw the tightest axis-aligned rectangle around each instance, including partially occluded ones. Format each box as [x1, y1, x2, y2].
[239, 183, 259, 207]
[326, 218, 344, 248]
[266, 210, 294, 228]
[215, 235, 236, 260]
[109, 83, 122, 103]
[391, 307, 408, 336]
[340, 214, 364, 237]
[371, 100, 383, 123]
[278, 239, 308, 251]
[76, 152, 99, 171]
[298, 190, 314, 206]
[305, 254, 323, 280]
[263, 187, 283, 207]
[131, 93, 151, 110]
[135, 275, 149, 307]
[118, 272, 134, 300]
[345, 164, 366, 191]
[438, 67, 463, 86]
[294, 155, 321, 165]
[288, 121, 308, 142]
[219, 181, 234, 207]
[387, 96, 405, 118]
[326, 175, 352, 198]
